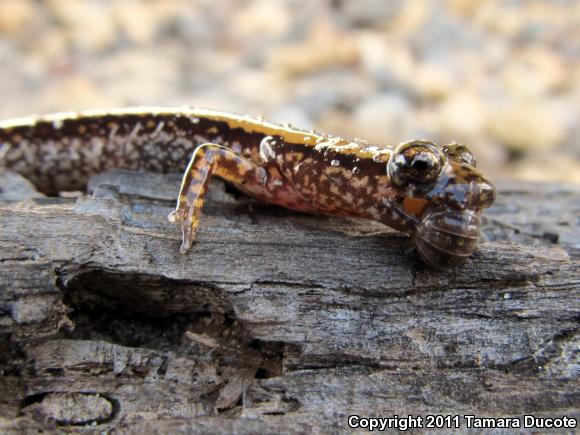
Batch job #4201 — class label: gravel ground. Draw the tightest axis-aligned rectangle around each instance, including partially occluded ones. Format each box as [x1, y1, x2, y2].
[0, 0, 578, 182]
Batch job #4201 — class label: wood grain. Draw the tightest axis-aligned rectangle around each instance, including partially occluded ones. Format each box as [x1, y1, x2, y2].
[1, 169, 578, 433]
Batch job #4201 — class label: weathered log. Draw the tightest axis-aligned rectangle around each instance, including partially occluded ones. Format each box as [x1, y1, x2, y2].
[0, 169, 578, 433]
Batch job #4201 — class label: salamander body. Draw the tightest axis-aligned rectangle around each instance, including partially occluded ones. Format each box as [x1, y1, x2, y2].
[0, 107, 496, 268]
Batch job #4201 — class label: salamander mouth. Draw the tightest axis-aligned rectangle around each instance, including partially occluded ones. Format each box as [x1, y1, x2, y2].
[414, 206, 481, 269]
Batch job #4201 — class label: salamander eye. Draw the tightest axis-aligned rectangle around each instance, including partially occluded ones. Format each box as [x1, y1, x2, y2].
[388, 140, 444, 186]
[442, 143, 477, 167]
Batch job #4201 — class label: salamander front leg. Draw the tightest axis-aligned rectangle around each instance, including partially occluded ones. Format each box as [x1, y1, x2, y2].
[168, 143, 267, 253]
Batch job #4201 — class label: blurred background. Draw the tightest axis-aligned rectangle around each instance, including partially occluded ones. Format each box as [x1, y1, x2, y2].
[0, 0, 578, 182]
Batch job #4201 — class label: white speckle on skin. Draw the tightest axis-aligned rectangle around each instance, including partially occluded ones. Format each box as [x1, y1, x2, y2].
[232, 140, 243, 154]
[107, 124, 119, 151]
[151, 121, 165, 138]
[0, 142, 11, 160]
[20, 139, 35, 164]
[124, 122, 142, 157]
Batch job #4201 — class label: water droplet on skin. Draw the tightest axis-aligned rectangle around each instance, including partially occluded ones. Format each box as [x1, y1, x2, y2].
[352, 167, 360, 175]
[331, 159, 340, 167]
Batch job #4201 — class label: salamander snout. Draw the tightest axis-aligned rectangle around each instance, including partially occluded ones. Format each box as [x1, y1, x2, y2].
[435, 177, 496, 210]
[414, 206, 481, 269]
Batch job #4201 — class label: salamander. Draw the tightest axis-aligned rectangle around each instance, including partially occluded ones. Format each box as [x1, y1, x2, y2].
[0, 107, 496, 268]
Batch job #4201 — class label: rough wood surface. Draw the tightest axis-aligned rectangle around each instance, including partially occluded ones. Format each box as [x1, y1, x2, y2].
[0, 169, 579, 433]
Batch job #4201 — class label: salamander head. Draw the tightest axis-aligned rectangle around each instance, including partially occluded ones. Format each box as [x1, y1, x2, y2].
[386, 140, 496, 268]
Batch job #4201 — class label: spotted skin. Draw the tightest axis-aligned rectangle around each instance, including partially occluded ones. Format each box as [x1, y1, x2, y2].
[0, 107, 496, 268]
[168, 143, 269, 253]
